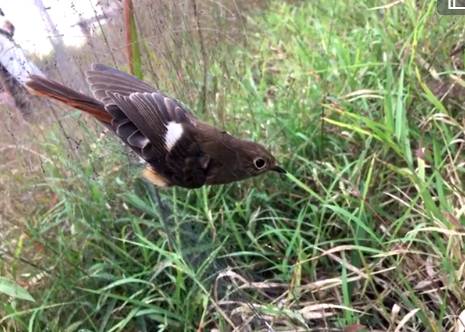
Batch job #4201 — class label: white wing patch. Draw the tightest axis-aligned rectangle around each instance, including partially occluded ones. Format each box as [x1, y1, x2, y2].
[164, 121, 183, 151]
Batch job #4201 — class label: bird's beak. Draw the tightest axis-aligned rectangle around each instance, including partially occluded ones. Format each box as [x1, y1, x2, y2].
[272, 165, 286, 174]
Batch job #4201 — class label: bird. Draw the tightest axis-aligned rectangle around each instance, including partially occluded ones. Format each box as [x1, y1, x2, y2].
[26, 64, 285, 189]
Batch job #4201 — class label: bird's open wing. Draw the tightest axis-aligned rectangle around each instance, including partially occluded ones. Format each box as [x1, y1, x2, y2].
[87, 64, 210, 188]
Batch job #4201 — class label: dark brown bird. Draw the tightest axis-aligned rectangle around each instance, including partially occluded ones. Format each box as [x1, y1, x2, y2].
[26, 64, 285, 188]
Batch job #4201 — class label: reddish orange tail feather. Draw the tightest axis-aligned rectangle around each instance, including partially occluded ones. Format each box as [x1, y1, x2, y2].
[26, 75, 112, 124]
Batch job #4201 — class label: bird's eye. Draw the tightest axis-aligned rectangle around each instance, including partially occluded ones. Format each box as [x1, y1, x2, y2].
[253, 157, 267, 170]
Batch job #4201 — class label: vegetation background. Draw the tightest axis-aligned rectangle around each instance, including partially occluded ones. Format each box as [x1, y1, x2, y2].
[1, 0, 465, 331]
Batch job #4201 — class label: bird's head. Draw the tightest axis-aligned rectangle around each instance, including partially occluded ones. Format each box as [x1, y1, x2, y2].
[238, 140, 286, 177]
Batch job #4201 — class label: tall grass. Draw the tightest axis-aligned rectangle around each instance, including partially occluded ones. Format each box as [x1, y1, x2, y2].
[2, 0, 465, 330]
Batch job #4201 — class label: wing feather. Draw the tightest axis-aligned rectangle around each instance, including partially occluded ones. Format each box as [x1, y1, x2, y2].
[85, 64, 207, 188]
[86, 64, 155, 104]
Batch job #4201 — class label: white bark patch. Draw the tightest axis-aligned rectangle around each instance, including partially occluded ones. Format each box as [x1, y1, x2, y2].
[164, 121, 183, 151]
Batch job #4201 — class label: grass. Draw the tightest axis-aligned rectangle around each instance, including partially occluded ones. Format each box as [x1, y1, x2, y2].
[2, 0, 465, 330]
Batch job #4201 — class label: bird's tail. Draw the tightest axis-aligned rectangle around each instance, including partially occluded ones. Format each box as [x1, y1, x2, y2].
[26, 75, 112, 124]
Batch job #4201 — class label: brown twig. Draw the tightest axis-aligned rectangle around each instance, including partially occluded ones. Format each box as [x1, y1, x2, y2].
[124, 0, 135, 75]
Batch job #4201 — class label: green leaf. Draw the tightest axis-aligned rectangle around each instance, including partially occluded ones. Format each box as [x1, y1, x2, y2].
[124, 0, 143, 79]
[0, 277, 35, 302]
